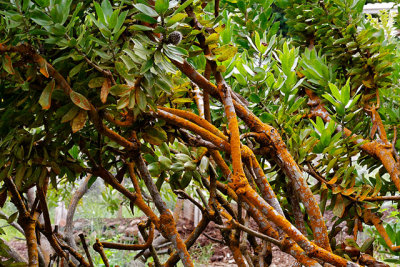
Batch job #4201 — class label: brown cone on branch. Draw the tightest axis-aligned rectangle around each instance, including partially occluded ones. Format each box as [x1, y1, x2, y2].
[166, 31, 183, 45]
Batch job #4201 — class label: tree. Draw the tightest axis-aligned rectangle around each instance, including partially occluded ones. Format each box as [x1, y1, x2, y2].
[0, 0, 399, 266]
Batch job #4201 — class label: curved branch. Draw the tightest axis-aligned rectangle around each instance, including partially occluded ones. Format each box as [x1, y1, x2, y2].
[101, 223, 154, 251]
[170, 57, 331, 251]
[133, 153, 194, 267]
[65, 174, 92, 249]
[306, 89, 400, 192]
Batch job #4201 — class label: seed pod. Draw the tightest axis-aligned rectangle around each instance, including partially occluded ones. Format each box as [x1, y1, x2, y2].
[167, 31, 183, 45]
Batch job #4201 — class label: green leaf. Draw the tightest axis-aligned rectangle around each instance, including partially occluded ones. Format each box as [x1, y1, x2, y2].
[260, 112, 275, 123]
[148, 162, 161, 176]
[101, 0, 113, 19]
[70, 91, 91, 110]
[129, 24, 154, 31]
[166, 13, 187, 26]
[7, 212, 18, 224]
[30, 9, 53, 26]
[213, 45, 237, 62]
[288, 97, 305, 113]
[134, 3, 158, 17]
[61, 106, 80, 123]
[199, 156, 209, 173]
[155, 0, 169, 14]
[108, 9, 119, 30]
[341, 79, 351, 105]
[69, 61, 84, 77]
[163, 45, 183, 63]
[137, 89, 147, 111]
[254, 31, 261, 52]
[159, 155, 172, 170]
[2, 55, 14, 74]
[143, 126, 167, 145]
[68, 145, 79, 159]
[205, 33, 220, 45]
[39, 80, 56, 110]
[371, 173, 382, 197]
[113, 10, 128, 34]
[322, 93, 338, 106]
[249, 93, 261, 103]
[140, 57, 154, 74]
[132, 13, 158, 24]
[171, 162, 184, 172]
[110, 84, 132, 96]
[328, 83, 342, 103]
[94, 2, 106, 24]
[88, 77, 106, 88]
[172, 0, 193, 16]
[180, 171, 192, 188]
[33, 0, 50, 7]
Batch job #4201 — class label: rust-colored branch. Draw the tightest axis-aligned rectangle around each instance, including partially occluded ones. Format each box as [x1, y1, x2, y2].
[102, 223, 154, 250]
[287, 181, 307, 235]
[133, 154, 194, 267]
[155, 104, 343, 260]
[159, 106, 281, 216]
[57, 236, 89, 267]
[37, 186, 52, 234]
[212, 179, 319, 266]
[154, 109, 230, 151]
[126, 163, 160, 226]
[36, 206, 82, 266]
[170, 57, 331, 251]
[79, 234, 94, 267]
[247, 152, 284, 216]
[4, 177, 39, 267]
[93, 239, 110, 267]
[369, 106, 388, 143]
[306, 89, 400, 193]
[364, 209, 400, 252]
[103, 112, 134, 127]
[306, 162, 400, 202]
[229, 219, 282, 247]
[138, 222, 162, 267]
[174, 190, 207, 214]
[0, 44, 139, 154]
[159, 107, 228, 141]
[164, 216, 210, 266]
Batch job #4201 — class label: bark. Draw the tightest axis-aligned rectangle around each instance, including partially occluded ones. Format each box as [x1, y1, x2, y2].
[170, 58, 331, 251]
[306, 89, 400, 192]
[134, 154, 194, 267]
[65, 174, 92, 249]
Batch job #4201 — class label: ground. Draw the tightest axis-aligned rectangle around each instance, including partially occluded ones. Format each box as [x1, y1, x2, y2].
[6, 215, 296, 266]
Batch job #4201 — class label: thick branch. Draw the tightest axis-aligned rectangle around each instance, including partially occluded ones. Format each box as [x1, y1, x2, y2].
[65, 174, 92, 249]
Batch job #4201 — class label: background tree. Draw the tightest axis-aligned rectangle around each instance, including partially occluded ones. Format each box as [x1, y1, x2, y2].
[0, 0, 400, 266]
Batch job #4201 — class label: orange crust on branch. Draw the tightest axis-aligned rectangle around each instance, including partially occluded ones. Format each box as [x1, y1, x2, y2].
[306, 89, 400, 193]
[170, 58, 330, 251]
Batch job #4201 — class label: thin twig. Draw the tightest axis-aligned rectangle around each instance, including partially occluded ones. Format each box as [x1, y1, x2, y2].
[203, 232, 224, 244]
[79, 234, 94, 267]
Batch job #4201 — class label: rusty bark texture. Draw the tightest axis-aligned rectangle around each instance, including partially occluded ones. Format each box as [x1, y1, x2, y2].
[4, 0, 398, 265]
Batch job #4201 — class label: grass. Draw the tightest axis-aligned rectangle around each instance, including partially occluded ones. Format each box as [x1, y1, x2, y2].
[157, 243, 214, 266]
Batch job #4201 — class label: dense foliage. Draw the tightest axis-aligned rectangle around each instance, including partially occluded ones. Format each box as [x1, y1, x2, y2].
[1, 0, 400, 266]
